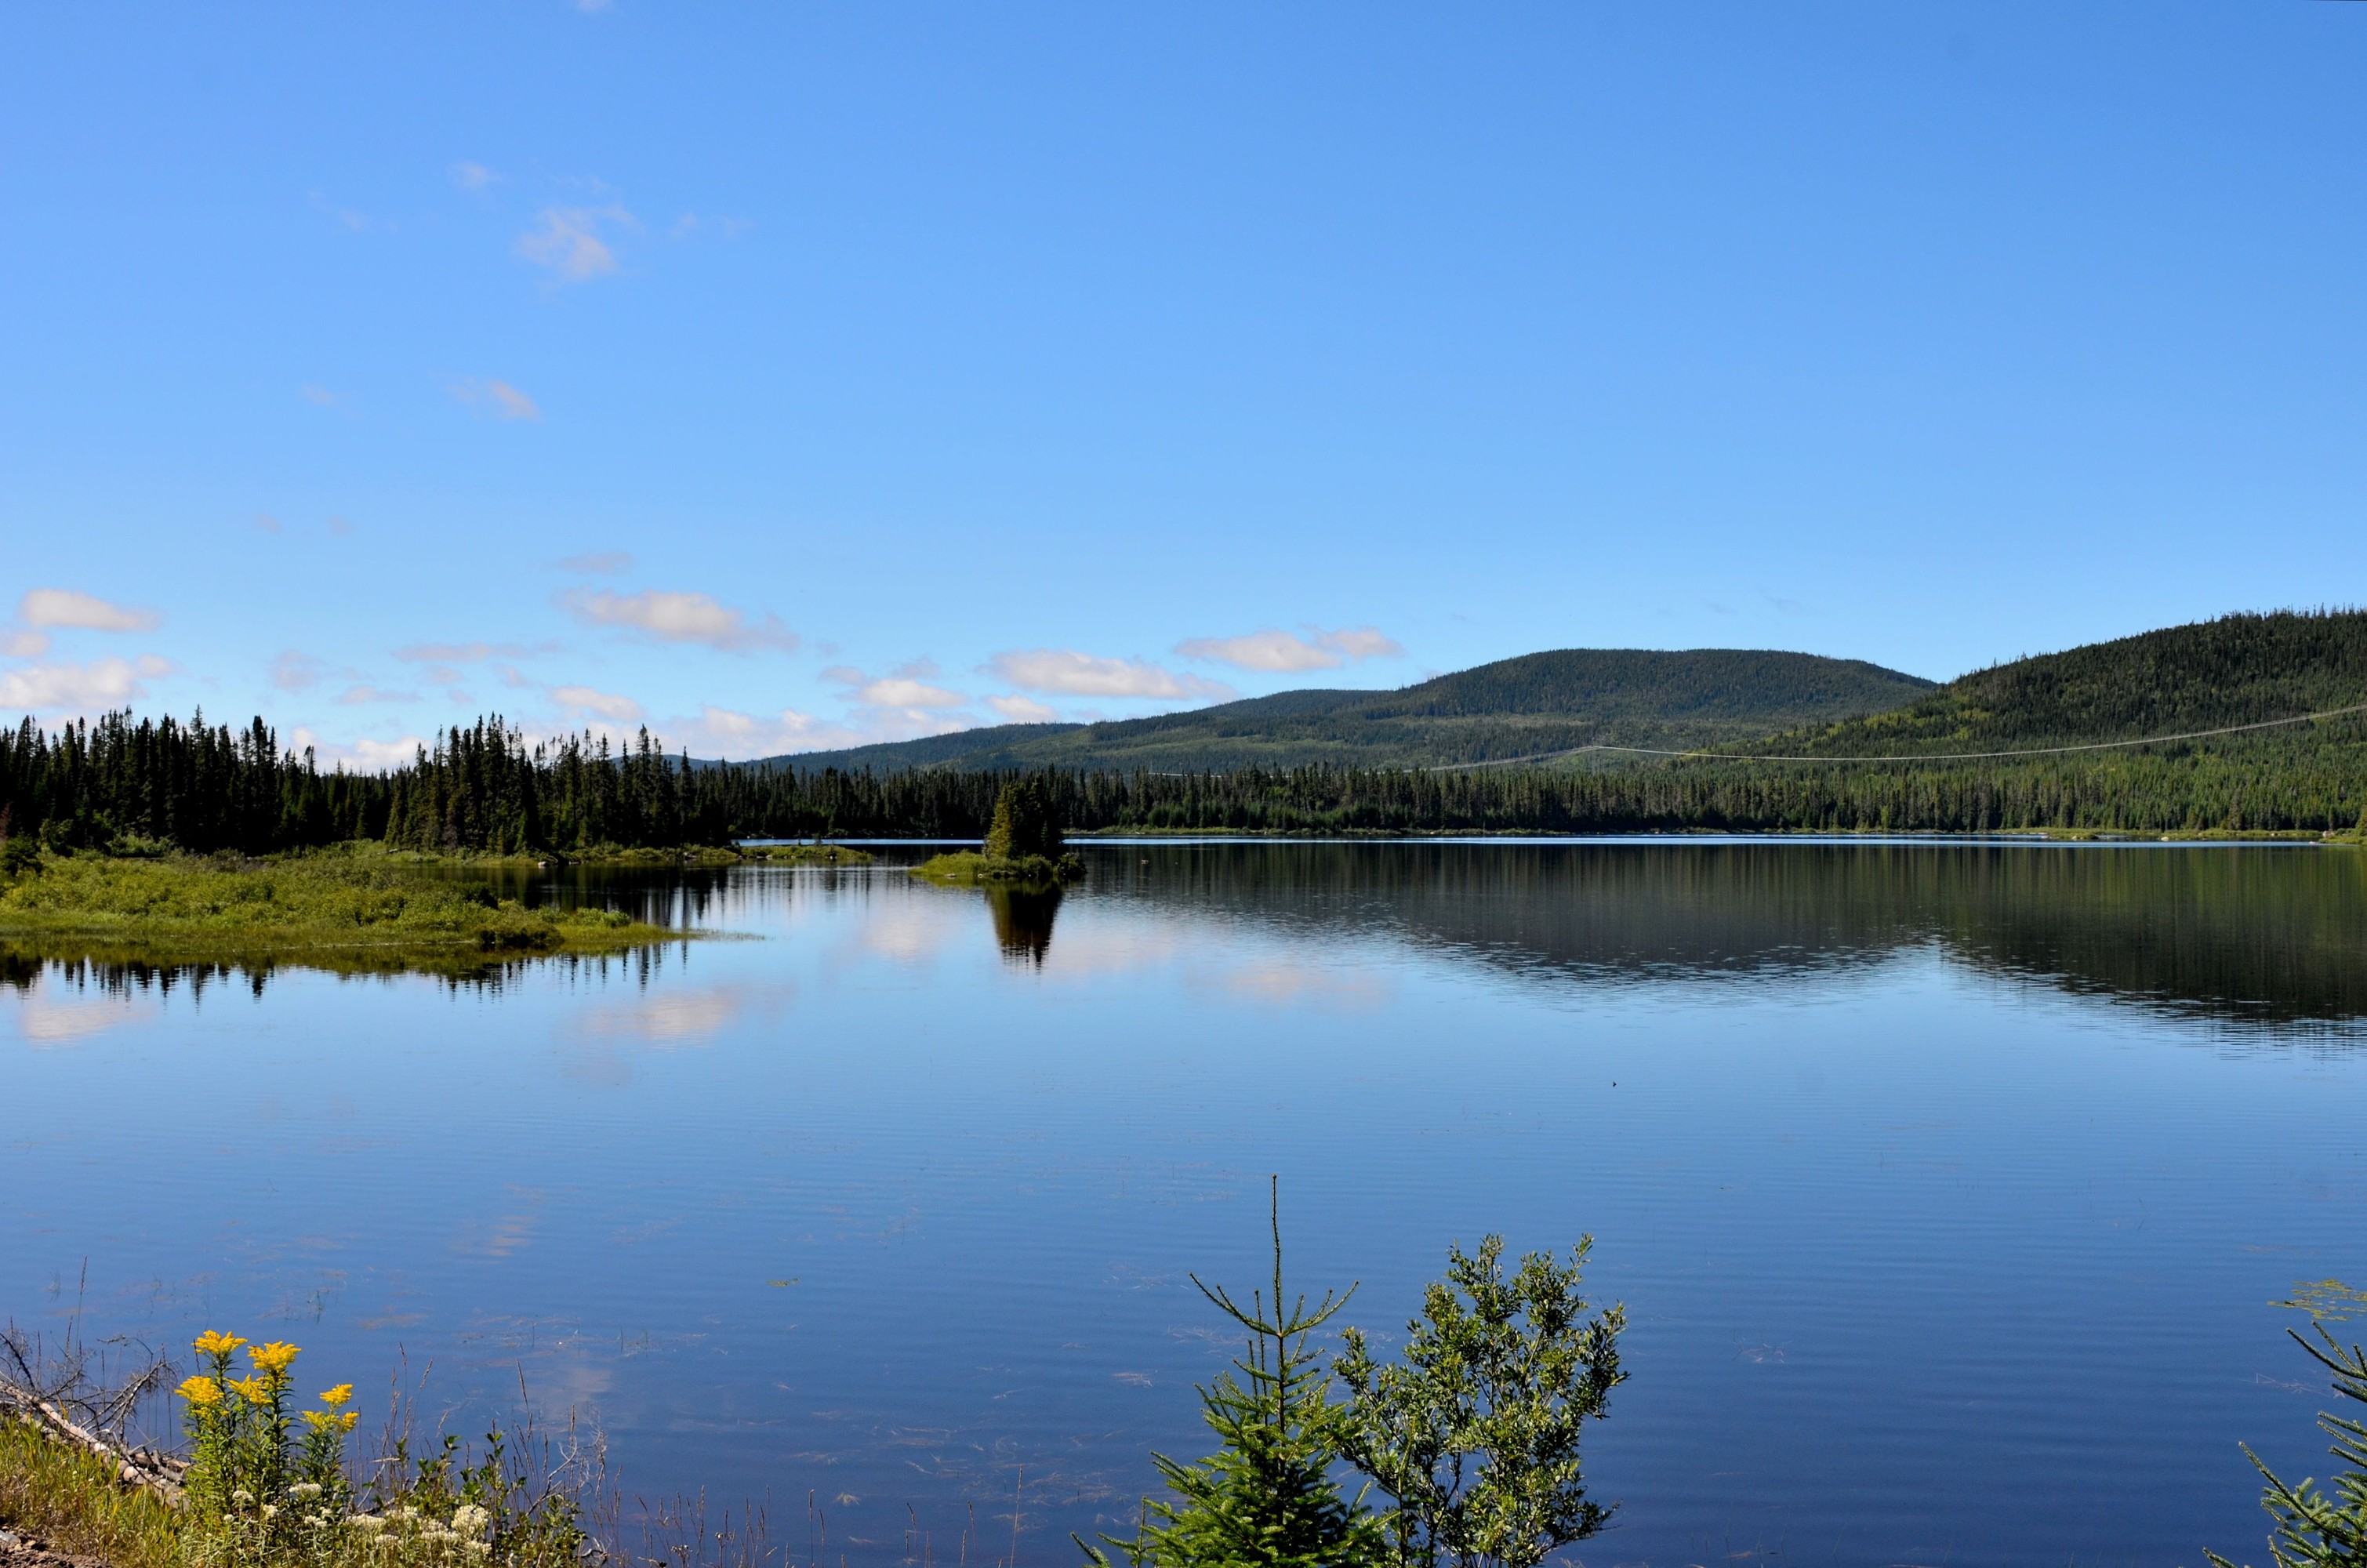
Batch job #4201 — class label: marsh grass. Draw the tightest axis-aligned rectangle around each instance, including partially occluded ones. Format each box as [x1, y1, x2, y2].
[2, 1314, 621, 1568]
[738, 844, 873, 866]
[0, 849, 681, 972]
[0, 1417, 185, 1568]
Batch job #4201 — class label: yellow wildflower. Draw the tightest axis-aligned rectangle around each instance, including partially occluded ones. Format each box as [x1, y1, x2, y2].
[226, 1376, 270, 1405]
[193, 1330, 246, 1357]
[178, 1375, 222, 1406]
[339, 1410, 358, 1432]
[321, 1383, 354, 1408]
[247, 1341, 301, 1374]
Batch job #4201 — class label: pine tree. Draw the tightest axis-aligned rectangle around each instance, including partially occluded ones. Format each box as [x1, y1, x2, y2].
[1081, 1180, 1385, 1568]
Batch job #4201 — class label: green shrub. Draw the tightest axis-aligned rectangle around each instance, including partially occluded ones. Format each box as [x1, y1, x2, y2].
[1337, 1238, 1625, 1568]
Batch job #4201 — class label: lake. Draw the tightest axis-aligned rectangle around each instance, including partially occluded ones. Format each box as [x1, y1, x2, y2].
[6, 840, 2366, 1568]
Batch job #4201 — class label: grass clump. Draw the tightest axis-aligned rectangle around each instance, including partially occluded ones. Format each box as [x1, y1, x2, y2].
[0, 1418, 184, 1568]
[2, 1322, 599, 1568]
[0, 849, 679, 972]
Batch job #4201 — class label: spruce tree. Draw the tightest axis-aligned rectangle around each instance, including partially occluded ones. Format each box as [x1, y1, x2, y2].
[1081, 1180, 1385, 1568]
[2211, 1318, 2367, 1568]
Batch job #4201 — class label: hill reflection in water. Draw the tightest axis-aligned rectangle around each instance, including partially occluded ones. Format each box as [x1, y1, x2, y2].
[5, 844, 2362, 1034]
[1084, 840, 2367, 1032]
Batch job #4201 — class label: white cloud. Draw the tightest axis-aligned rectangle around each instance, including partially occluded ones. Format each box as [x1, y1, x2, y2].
[20, 589, 162, 633]
[669, 700, 966, 759]
[517, 205, 633, 281]
[825, 661, 967, 710]
[271, 651, 325, 691]
[255, 513, 282, 534]
[561, 589, 797, 653]
[451, 161, 500, 191]
[986, 694, 1059, 724]
[551, 684, 644, 722]
[556, 550, 633, 575]
[664, 706, 866, 759]
[2, 630, 50, 658]
[291, 728, 429, 771]
[1321, 627, 1403, 660]
[310, 193, 377, 232]
[452, 379, 541, 421]
[300, 383, 346, 409]
[988, 649, 1234, 702]
[1175, 626, 1405, 673]
[0, 655, 172, 712]
[394, 641, 543, 664]
[334, 684, 419, 706]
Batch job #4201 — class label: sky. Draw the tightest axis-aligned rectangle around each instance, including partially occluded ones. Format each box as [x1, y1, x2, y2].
[3, 3, 2365, 764]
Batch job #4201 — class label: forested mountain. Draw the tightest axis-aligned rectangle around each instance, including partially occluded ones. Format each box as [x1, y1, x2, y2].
[761, 648, 1938, 772]
[1752, 611, 2367, 757]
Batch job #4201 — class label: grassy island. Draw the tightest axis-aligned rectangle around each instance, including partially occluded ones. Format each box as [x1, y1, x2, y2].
[739, 841, 873, 866]
[0, 847, 684, 975]
[909, 780, 1080, 886]
[910, 849, 1079, 884]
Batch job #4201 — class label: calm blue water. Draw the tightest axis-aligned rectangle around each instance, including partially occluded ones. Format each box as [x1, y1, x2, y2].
[6, 841, 2367, 1568]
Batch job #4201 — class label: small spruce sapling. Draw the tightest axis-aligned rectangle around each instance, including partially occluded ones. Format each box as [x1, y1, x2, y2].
[1080, 1179, 1386, 1568]
[2209, 1289, 2367, 1568]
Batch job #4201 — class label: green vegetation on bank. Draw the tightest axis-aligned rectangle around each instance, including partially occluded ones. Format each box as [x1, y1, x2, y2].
[0, 847, 676, 972]
[1, 1323, 593, 1568]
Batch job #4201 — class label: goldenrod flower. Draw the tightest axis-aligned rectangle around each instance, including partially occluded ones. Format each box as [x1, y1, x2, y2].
[303, 1410, 337, 1432]
[247, 1341, 301, 1374]
[321, 1383, 354, 1408]
[193, 1330, 246, 1357]
[339, 1410, 358, 1432]
[178, 1375, 222, 1406]
[226, 1376, 270, 1405]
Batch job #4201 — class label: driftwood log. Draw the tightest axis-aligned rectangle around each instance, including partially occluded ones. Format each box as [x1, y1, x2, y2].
[0, 1325, 187, 1505]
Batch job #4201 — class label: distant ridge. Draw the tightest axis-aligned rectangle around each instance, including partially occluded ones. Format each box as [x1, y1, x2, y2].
[1750, 609, 2367, 759]
[758, 648, 1938, 773]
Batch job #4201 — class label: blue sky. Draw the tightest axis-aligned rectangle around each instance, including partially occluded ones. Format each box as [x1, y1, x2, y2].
[3, 3, 2364, 762]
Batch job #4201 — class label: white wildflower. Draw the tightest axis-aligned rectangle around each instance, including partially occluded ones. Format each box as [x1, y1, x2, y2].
[466, 1543, 491, 1559]
[353, 1515, 389, 1535]
[292, 1483, 324, 1500]
[260, 1504, 278, 1520]
[233, 1490, 255, 1506]
[451, 1504, 492, 1537]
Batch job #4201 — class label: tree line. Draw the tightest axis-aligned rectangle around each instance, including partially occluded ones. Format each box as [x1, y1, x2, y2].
[3, 709, 2365, 857]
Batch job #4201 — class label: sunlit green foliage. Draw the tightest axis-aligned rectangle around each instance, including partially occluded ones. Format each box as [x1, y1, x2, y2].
[0, 848, 660, 968]
[1338, 1239, 1625, 1568]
